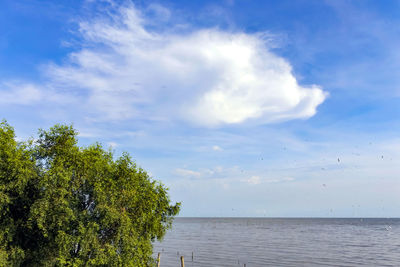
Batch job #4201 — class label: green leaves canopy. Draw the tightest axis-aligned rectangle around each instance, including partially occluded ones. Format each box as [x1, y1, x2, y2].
[0, 121, 180, 266]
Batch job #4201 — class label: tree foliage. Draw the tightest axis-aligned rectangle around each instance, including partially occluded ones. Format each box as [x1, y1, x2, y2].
[0, 121, 180, 266]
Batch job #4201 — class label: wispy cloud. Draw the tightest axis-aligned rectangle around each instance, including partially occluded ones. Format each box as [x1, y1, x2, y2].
[212, 145, 223, 151]
[243, 176, 294, 185]
[174, 168, 201, 178]
[245, 175, 261, 185]
[0, 82, 42, 105]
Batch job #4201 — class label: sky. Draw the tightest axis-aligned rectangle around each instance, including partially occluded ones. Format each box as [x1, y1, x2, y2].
[1, 0, 400, 217]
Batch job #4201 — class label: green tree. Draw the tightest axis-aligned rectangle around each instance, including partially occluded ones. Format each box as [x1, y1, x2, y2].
[0, 121, 180, 266]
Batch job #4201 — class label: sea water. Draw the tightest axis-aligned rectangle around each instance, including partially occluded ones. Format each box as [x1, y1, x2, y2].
[153, 217, 400, 266]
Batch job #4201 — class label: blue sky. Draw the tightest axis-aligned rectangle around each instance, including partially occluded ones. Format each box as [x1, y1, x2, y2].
[1, 0, 400, 217]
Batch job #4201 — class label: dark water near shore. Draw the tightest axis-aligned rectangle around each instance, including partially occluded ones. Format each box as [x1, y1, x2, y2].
[153, 217, 400, 266]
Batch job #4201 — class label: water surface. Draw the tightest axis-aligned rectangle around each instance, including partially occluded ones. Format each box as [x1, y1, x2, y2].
[153, 217, 400, 266]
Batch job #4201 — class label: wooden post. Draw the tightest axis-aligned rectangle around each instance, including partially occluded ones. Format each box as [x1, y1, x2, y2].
[191, 251, 193, 261]
[157, 253, 161, 267]
[180, 256, 185, 267]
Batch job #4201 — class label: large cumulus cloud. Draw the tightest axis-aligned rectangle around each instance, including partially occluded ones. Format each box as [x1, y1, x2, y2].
[12, 3, 327, 126]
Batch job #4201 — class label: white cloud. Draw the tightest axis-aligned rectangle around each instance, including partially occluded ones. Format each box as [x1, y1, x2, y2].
[174, 168, 201, 178]
[267, 177, 295, 183]
[146, 3, 171, 22]
[212, 145, 223, 151]
[0, 82, 42, 105]
[40, 3, 325, 126]
[246, 175, 261, 185]
[107, 141, 118, 148]
[174, 165, 231, 179]
[243, 175, 294, 185]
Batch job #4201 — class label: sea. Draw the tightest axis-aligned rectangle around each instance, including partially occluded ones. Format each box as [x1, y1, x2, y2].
[153, 217, 400, 267]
